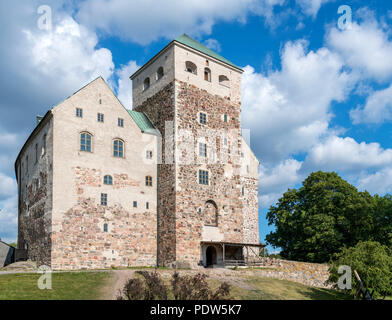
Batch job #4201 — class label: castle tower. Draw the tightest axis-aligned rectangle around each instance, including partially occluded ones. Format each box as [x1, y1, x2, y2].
[131, 35, 260, 268]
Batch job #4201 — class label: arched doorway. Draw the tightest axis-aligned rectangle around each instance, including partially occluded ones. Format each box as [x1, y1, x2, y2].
[206, 246, 217, 267]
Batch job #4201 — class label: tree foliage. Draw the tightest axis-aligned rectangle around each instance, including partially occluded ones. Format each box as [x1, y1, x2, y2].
[328, 241, 392, 299]
[266, 171, 391, 263]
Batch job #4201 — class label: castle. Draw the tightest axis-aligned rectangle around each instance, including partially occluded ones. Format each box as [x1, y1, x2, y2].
[15, 34, 260, 270]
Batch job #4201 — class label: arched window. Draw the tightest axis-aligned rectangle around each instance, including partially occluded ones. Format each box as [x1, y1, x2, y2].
[80, 132, 92, 152]
[204, 68, 211, 82]
[145, 176, 152, 187]
[143, 77, 150, 91]
[113, 139, 124, 158]
[204, 200, 218, 226]
[185, 61, 197, 75]
[156, 67, 164, 80]
[219, 75, 230, 87]
[104, 175, 113, 185]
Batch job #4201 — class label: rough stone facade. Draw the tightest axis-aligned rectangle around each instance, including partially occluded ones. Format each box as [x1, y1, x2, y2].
[133, 37, 260, 268]
[16, 36, 260, 270]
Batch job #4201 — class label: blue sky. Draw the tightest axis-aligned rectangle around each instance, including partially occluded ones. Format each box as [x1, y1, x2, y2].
[0, 1, 392, 253]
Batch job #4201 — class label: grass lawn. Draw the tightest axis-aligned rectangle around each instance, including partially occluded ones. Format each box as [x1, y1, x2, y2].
[0, 272, 112, 300]
[227, 276, 352, 300]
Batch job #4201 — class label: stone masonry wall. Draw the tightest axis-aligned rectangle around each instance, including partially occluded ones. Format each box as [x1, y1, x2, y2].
[134, 81, 177, 266]
[175, 80, 246, 267]
[51, 166, 156, 270]
[17, 116, 53, 267]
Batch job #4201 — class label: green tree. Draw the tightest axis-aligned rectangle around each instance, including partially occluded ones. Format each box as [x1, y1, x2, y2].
[328, 241, 392, 299]
[266, 171, 375, 263]
[372, 195, 392, 246]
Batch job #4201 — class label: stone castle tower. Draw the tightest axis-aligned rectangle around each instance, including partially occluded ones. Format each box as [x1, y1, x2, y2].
[131, 34, 260, 268]
[15, 34, 260, 270]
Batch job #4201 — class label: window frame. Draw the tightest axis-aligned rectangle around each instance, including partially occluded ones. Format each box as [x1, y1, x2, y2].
[80, 132, 93, 153]
[199, 112, 207, 125]
[103, 175, 113, 185]
[199, 142, 207, 157]
[143, 77, 150, 91]
[113, 138, 125, 158]
[198, 169, 209, 185]
[204, 67, 211, 82]
[145, 175, 153, 187]
[101, 193, 108, 206]
[118, 118, 124, 127]
[76, 108, 83, 118]
[156, 67, 164, 81]
[97, 113, 104, 123]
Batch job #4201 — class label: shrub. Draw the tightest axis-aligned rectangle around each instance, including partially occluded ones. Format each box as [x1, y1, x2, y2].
[328, 241, 392, 299]
[118, 270, 231, 300]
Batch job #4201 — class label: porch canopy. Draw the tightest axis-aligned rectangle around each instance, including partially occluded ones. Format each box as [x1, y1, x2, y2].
[201, 241, 266, 266]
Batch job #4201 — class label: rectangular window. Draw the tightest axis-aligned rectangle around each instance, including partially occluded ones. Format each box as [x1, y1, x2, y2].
[224, 114, 228, 123]
[98, 113, 104, 123]
[76, 108, 83, 118]
[25, 156, 28, 174]
[101, 193, 107, 206]
[199, 143, 207, 157]
[103, 224, 108, 232]
[118, 118, 124, 127]
[146, 150, 153, 159]
[199, 170, 209, 185]
[146, 202, 149, 210]
[199, 113, 207, 125]
[242, 187, 245, 196]
[42, 134, 47, 156]
[145, 176, 152, 187]
[133, 201, 137, 208]
[35, 143, 38, 164]
[224, 138, 228, 146]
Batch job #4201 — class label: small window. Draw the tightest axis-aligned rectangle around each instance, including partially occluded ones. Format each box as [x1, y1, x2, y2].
[145, 176, 152, 187]
[219, 75, 230, 87]
[101, 193, 107, 206]
[224, 138, 228, 146]
[146, 150, 153, 159]
[199, 170, 209, 185]
[133, 201, 137, 208]
[99, 99, 102, 105]
[80, 132, 92, 152]
[199, 143, 207, 157]
[113, 139, 124, 158]
[185, 61, 197, 75]
[143, 77, 150, 91]
[104, 175, 113, 185]
[76, 108, 83, 118]
[246, 165, 249, 173]
[204, 68, 211, 82]
[223, 114, 228, 123]
[98, 113, 104, 123]
[242, 186, 245, 196]
[157, 67, 164, 81]
[118, 118, 124, 127]
[25, 156, 28, 174]
[199, 113, 207, 125]
[35, 143, 38, 164]
[42, 134, 47, 156]
[103, 223, 108, 232]
[146, 202, 149, 210]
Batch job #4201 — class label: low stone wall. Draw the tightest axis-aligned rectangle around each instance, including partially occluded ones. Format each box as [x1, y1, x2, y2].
[249, 257, 332, 288]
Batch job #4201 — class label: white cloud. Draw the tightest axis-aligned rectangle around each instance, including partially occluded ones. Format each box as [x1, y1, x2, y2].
[304, 136, 392, 172]
[327, 19, 392, 82]
[75, 0, 285, 44]
[204, 38, 221, 52]
[296, 0, 332, 17]
[357, 167, 392, 194]
[350, 84, 392, 124]
[242, 40, 353, 163]
[23, 16, 115, 94]
[0, 174, 17, 199]
[259, 159, 303, 208]
[0, 194, 18, 243]
[116, 61, 139, 109]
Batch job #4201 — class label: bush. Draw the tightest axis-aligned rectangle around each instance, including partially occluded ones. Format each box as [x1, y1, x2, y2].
[328, 241, 392, 299]
[118, 270, 231, 300]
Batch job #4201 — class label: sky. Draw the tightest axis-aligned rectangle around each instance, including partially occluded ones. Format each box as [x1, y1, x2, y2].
[0, 0, 392, 252]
